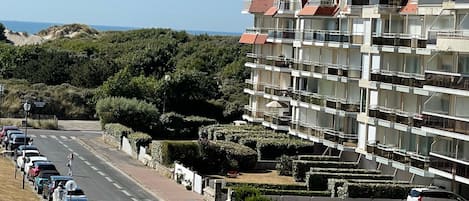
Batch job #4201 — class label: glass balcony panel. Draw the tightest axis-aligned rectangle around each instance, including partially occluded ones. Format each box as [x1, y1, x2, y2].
[424, 93, 450, 115]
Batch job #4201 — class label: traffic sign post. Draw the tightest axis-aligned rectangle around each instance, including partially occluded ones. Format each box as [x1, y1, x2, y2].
[67, 153, 73, 176]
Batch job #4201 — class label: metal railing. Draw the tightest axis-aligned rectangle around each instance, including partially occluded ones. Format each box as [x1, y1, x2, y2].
[368, 105, 423, 127]
[370, 69, 425, 88]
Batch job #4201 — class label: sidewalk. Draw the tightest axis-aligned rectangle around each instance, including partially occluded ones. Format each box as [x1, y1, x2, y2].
[79, 137, 205, 201]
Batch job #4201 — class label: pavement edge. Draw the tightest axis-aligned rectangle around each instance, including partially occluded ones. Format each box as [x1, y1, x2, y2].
[76, 138, 166, 201]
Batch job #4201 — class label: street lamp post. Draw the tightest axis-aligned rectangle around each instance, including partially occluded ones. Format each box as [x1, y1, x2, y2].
[22, 102, 31, 189]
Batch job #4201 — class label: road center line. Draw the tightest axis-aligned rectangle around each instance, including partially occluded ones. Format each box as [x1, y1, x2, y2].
[113, 183, 122, 189]
[90, 166, 98, 170]
[122, 190, 131, 196]
[105, 177, 113, 182]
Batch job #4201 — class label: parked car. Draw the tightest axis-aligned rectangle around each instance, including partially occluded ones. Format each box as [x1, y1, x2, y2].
[407, 188, 467, 201]
[0, 125, 19, 140]
[8, 133, 31, 151]
[3, 130, 24, 149]
[28, 161, 57, 182]
[24, 156, 49, 174]
[33, 170, 60, 194]
[16, 150, 41, 170]
[61, 189, 88, 201]
[43, 176, 73, 201]
[15, 144, 38, 157]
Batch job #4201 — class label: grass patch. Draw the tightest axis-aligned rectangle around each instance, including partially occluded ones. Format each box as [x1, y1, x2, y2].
[0, 118, 58, 130]
[0, 152, 41, 201]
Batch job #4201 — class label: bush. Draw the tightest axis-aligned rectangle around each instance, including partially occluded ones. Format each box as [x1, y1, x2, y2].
[128, 132, 152, 150]
[292, 161, 358, 182]
[276, 155, 296, 176]
[233, 186, 260, 201]
[160, 112, 217, 140]
[104, 123, 133, 140]
[150, 140, 200, 166]
[256, 139, 315, 160]
[245, 195, 271, 201]
[306, 172, 394, 191]
[340, 183, 423, 199]
[96, 97, 159, 133]
[200, 141, 257, 173]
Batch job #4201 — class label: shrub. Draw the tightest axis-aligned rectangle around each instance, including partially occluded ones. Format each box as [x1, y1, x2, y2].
[256, 139, 315, 160]
[245, 195, 271, 201]
[150, 140, 200, 166]
[292, 161, 358, 182]
[104, 123, 133, 139]
[200, 141, 257, 173]
[128, 132, 152, 152]
[340, 183, 423, 199]
[306, 172, 394, 191]
[160, 112, 217, 140]
[96, 97, 159, 133]
[276, 155, 296, 176]
[233, 186, 260, 201]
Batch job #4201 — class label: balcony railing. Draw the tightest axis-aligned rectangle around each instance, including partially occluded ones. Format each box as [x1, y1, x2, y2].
[276, 0, 302, 12]
[268, 28, 296, 40]
[290, 121, 325, 138]
[372, 33, 426, 48]
[302, 30, 351, 43]
[393, 149, 410, 164]
[425, 71, 469, 91]
[244, 105, 265, 119]
[292, 60, 361, 79]
[264, 85, 291, 97]
[324, 128, 358, 146]
[423, 112, 469, 135]
[264, 112, 291, 126]
[245, 79, 266, 92]
[292, 90, 360, 112]
[409, 152, 430, 170]
[369, 105, 423, 127]
[370, 70, 425, 88]
[306, 0, 337, 6]
[265, 56, 292, 68]
[374, 143, 395, 159]
[430, 153, 469, 179]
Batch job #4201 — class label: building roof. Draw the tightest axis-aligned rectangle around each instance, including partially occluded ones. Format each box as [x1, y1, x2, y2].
[249, 0, 275, 13]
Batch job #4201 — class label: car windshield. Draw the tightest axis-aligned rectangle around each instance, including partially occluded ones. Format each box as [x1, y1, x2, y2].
[25, 152, 40, 157]
[67, 189, 85, 196]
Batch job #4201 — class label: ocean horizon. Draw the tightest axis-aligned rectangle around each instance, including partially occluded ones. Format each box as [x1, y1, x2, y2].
[0, 20, 241, 36]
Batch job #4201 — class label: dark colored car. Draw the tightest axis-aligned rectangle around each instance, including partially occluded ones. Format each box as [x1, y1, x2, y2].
[33, 170, 60, 194]
[43, 175, 74, 201]
[8, 134, 31, 151]
[3, 130, 24, 149]
[0, 125, 19, 141]
[28, 162, 57, 182]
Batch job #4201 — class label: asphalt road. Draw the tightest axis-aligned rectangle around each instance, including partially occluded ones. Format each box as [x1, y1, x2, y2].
[26, 129, 157, 201]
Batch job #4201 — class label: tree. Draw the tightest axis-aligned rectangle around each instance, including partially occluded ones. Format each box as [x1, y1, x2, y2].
[0, 23, 6, 42]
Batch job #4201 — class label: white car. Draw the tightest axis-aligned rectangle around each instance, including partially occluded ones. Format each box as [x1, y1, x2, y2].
[24, 156, 48, 173]
[407, 188, 467, 201]
[16, 150, 40, 170]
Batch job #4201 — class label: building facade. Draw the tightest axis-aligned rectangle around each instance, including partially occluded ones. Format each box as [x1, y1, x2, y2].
[241, 0, 469, 196]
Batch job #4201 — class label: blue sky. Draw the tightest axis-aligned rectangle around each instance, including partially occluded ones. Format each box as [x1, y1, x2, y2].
[1, 0, 252, 33]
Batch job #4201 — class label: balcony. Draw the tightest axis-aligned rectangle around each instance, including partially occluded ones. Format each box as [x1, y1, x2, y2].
[374, 143, 395, 159]
[368, 105, 423, 128]
[264, 85, 290, 97]
[302, 30, 351, 44]
[293, 60, 361, 79]
[264, 112, 291, 128]
[276, 0, 302, 14]
[370, 70, 425, 88]
[265, 56, 292, 68]
[245, 79, 266, 92]
[428, 30, 469, 52]
[290, 121, 325, 139]
[292, 90, 360, 113]
[366, 143, 377, 154]
[324, 129, 358, 147]
[372, 33, 426, 48]
[409, 152, 430, 170]
[425, 71, 469, 91]
[243, 105, 264, 122]
[392, 149, 410, 164]
[268, 28, 296, 41]
[430, 152, 469, 179]
[423, 112, 469, 135]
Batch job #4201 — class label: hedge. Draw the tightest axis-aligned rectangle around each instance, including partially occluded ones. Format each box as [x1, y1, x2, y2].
[259, 189, 331, 197]
[200, 141, 257, 173]
[292, 160, 358, 182]
[199, 124, 268, 140]
[309, 168, 381, 174]
[297, 155, 340, 161]
[306, 172, 394, 191]
[275, 155, 296, 176]
[104, 123, 133, 140]
[233, 186, 261, 201]
[128, 132, 152, 152]
[150, 140, 200, 166]
[160, 112, 217, 140]
[327, 178, 411, 198]
[338, 183, 424, 199]
[226, 182, 307, 191]
[256, 139, 315, 160]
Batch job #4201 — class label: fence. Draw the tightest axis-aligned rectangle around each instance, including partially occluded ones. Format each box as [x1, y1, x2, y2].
[174, 162, 204, 194]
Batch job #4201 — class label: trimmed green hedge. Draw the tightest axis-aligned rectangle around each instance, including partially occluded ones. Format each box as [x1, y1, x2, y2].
[128, 132, 152, 152]
[150, 140, 200, 166]
[306, 172, 394, 191]
[309, 168, 381, 174]
[104, 123, 133, 139]
[160, 112, 217, 140]
[256, 139, 315, 160]
[226, 182, 307, 191]
[292, 160, 358, 182]
[339, 183, 423, 199]
[275, 155, 296, 176]
[200, 141, 257, 173]
[327, 178, 411, 198]
[297, 155, 340, 161]
[259, 189, 331, 197]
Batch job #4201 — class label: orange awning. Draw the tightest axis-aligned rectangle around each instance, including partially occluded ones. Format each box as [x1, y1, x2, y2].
[400, 3, 417, 14]
[239, 33, 258, 44]
[264, 7, 278, 16]
[298, 6, 319, 16]
[254, 34, 268, 44]
[298, 5, 338, 16]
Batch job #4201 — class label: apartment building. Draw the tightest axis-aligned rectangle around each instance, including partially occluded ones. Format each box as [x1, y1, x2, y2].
[241, 0, 469, 196]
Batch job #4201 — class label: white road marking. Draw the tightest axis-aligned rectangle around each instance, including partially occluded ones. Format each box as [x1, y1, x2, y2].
[105, 177, 113, 182]
[50, 135, 57, 139]
[60, 136, 67, 139]
[29, 134, 36, 138]
[71, 136, 77, 140]
[84, 161, 91, 165]
[40, 135, 47, 138]
[97, 171, 106, 176]
[90, 166, 98, 170]
[67, 148, 73, 152]
[131, 198, 138, 201]
[78, 156, 85, 161]
[63, 144, 69, 148]
[113, 183, 122, 189]
[122, 190, 131, 196]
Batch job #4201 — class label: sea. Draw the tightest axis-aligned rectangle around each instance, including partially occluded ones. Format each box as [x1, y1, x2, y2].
[0, 20, 241, 36]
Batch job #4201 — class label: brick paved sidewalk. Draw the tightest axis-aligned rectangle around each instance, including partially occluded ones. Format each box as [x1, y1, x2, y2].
[79, 137, 204, 201]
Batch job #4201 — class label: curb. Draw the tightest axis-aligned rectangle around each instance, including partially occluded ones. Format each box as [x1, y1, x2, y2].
[76, 138, 166, 201]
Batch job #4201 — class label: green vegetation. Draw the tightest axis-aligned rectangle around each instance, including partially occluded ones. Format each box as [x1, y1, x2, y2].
[150, 140, 200, 166]
[0, 23, 6, 42]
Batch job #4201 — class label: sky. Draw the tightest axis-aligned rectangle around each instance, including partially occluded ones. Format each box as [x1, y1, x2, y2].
[1, 0, 252, 33]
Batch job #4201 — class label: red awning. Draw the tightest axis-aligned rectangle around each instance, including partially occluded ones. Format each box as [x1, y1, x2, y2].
[254, 34, 268, 44]
[264, 7, 279, 16]
[400, 3, 417, 14]
[298, 5, 338, 16]
[249, 0, 275, 13]
[239, 33, 258, 44]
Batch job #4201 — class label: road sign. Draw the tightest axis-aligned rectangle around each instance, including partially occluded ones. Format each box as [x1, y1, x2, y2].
[34, 101, 46, 108]
[65, 180, 77, 191]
